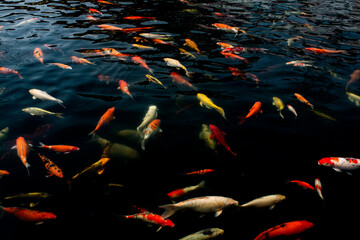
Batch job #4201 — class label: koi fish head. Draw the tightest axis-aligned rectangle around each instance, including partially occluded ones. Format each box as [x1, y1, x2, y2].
[208, 124, 218, 133]
[318, 157, 335, 167]
[277, 194, 286, 202]
[38, 211, 57, 221]
[163, 218, 175, 227]
[70, 146, 80, 151]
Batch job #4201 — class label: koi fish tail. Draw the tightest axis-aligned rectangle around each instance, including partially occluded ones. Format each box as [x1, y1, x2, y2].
[54, 112, 64, 119]
[185, 70, 193, 78]
[18, 73, 23, 79]
[158, 204, 178, 219]
[141, 139, 146, 150]
[238, 116, 247, 125]
[88, 130, 96, 136]
[25, 162, 31, 176]
[56, 99, 66, 108]
[229, 148, 238, 156]
[38, 142, 46, 148]
[216, 107, 227, 120]
[279, 111, 284, 119]
[197, 180, 206, 189]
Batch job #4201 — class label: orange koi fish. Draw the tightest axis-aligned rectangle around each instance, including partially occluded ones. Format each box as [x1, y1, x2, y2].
[48, 63, 72, 69]
[0, 67, 23, 79]
[123, 16, 156, 20]
[89, 8, 102, 14]
[254, 220, 314, 240]
[209, 124, 237, 156]
[238, 101, 262, 124]
[118, 80, 134, 100]
[122, 26, 154, 33]
[98, 24, 124, 31]
[186, 169, 214, 175]
[34, 47, 44, 64]
[184, 38, 202, 54]
[0, 170, 9, 178]
[220, 51, 249, 63]
[167, 180, 205, 199]
[228, 67, 246, 78]
[38, 153, 63, 178]
[38, 142, 80, 153]
[12, 137, 31, 176]
[97, 0, 118, 5]
[86, 15, 98, 21]
[131, 56, 153, 73]
[89, 107, 115, 135]
[212, 23, 246, 36]
[305, 47, 346, 54]
[152, 38, 173, 45]
[15, 18, 38, 27]
[2, 207, 56, 223]
[346, 69, 360, 91]
[294, 93, 314, 109]
[71, 56, 95, 65]
[170, 72, 197, 90]
[290, 180, 315, 190]
[217, 42, 234, 49]
[102, 48, 130, 60]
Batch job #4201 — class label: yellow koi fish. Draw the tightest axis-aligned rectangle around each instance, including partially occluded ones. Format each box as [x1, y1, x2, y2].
[272, 97, 284, 119]
[197, 93, 226, 120]
[146, 75, 167, 89]
[346, 92, 360, 106]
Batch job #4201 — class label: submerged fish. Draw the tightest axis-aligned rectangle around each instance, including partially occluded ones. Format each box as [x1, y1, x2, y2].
[272, 97, 284, 119]
[199, 124, 217, 152]
[137, 105, 158, 134]
[72, 157, 110, 180]
[167, 180, 206, 199]
[240, 194, 286, 209]
[22, 107, 63, 119]
[209, 124, 237, 156]
[197, 93, 226, 120]
[170, 72, 197, 90]
[179, 228, 224, 240]
[146, 75, 167, 89]
[141, 119, 162, 150]
[0, 67, 23, 79]
[346, 91, 360, 106]
[309, 109, 337, 121]
[29, 89, 65, 108]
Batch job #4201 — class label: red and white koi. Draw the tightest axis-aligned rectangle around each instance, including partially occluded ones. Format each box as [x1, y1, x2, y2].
[185, 169, 214, 175]
[290, 180, 315, 190]
[318, 157, 360, 174]
[141, 119, 162, 150]
[137, 105, 158, 134]
[209, 124, 237, 156]
[124, 211, 174, 231]
[167, 180, 206, 199]
[315, 178, 324, 200]
[118, 80, 134, 100]
[286, 60, 313, 67]
[170, 72, 197, 90]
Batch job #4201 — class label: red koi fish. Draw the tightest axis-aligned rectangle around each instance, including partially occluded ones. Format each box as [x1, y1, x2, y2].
[38, 142, 80, 153]
[170, 72, 197, 90]
[209, 125, 237, 156]
[12, 137, 31, 176]
[0, 67, 23, 79]
[124, 211, 174, 231]
[305, 47, 346, 54]
[185, 169, 214, 175]
[2, 207, 56, 223]
[88, 8, 102, 14]
[220, 51, 249, 63]
[38, 153, 63, 178]
[167, 180, 205, 199]
[122, 26, 154, 33]
[254, 220, 314, 240]
[290, 180, 315, 190]
[89, 107, 115, 135]
[131, 56, 153, 73]
[0, 170, 10, 178]
[123, 16, 156, 20]
[228, 67, 246, 78]
[118, 80, 134, 100]
[238, 101, 262, 124]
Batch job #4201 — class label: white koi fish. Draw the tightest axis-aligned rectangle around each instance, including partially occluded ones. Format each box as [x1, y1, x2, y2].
[179, 228, 224, 240]
[141, 119, 161, 150]
[29, 89, 65, 108]
[137, 105, 158, 134]
[164, 58, 192, 77]
[287, 105, 297, 118]
[240, 194, 286, 209]
[159, 196, 238, 219]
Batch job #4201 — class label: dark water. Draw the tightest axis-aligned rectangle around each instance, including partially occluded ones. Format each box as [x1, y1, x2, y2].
[0, 0, 360, 239]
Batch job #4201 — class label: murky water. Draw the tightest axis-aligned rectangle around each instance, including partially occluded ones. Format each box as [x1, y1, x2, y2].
[0, 0, 359, 239]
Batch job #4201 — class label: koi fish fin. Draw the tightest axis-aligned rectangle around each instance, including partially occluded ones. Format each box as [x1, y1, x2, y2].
[199, 101, 204, 107]
[214, 210, 222, 217]
[32, 96, 37, 100]
[158, 204, 177, 219]
[38, 142, 46, 148]
[141, 139, 146, 150]
[25, 162, 31, 176]
[269, 205, 275, 210]
[56, 99, 66, 108]
[156, 226, 163, 232]
[197, 180, 206, 189]
[238, 116, 247, 125]
[11, 145, 16, 150]
[55, 112, 64, 119]
[279, 111, 284, 119]
[88, 130, 95, 136]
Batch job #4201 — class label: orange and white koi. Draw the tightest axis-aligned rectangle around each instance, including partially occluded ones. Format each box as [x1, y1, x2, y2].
[98, 24, 123, 31]
[294, 93, 314, 109]
[124, 211, 174, 231]
[212, 23, 246, 36]
[209, 124, 237, 156]
[2, 207, 56, 223]
[185, 169, 214, 175]
[170, 72, 197, 90]
[184, 38, 202, 54]
[48, 63, 72, 69]
[318, 157, 360, 174]
[11, 137, 31, 176]
[89, 107, 116, 135]
[102, 48, 130, 60]
[71, 56, 95, 65]
[217, 42, 234, 49]
[131, 56, 153, 73]
[137, 105, 158, 134]
[167, 180, 206, 199]
[123, 16, 156, 21]
[287, 104, 297, 118]
[290, 180, 315, 190]
[14, 18, 38, 27]
[141, 119, 161, 150]
[88, 8, 102, 14]
[0, 67, 23, 79]
[152, 38, 174, 45]
[238, 101, 262, 124]
[305, 47, 346, 54]
[164, 58, 192, 77]
[0, 170, 9, 178]
[118, 80, 134, 100]
[38, 142, 80, 154]
[220, 51, 249, 63]
[254, 220, 314, 240]
[38, 153, 63, 178]
[34, 47, 44, 64]
[315, 178, 324, 200]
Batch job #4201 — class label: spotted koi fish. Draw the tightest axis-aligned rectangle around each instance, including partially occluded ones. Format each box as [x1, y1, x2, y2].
[318, 157, 360, 174]
[38, 153, 63, 178]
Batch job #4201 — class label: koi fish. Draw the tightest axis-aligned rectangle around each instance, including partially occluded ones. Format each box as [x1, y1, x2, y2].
[179, 48, 196, 59]
[118, 80, 134, 100]
[123, 16, 156, 20]
[240, 194, 286, 209]
[146, 75, 167, 89]
[102, 48, 130, 60]
[0, 170, 9, 178]
[217, 42, 234, 49]
[318, 157, 360, 174]
[159, 196, 238, 219]
[88, 8, 102, 14]
[98, 74, 115, 84]
[294, 93, 314, 109]
[184, 38, 202, 54]
[167, 180, 206, 199]
[245, 72, 260, 87]
[34, 47, 44, 64]
[132, 44, 155, 50]
[179, 228, 224, 240]
[170, 72, 197, 90]
[287, 105, 297, 118]
[4, 192, 51, 201]
[346, 91, 360, 106]
[220, 51, 249, 63]
[22, 107, 63, 119]
[0, 126, 8, 141]
[223, 47, 267, 54]
[2, 207, 56, 223]
[137, 105, 158, 134]
[287, 36, 302, 46]
[38, 142, 80, 153]
[254, 220, 314, 240]
[228, 67, 246, 78]
[132, 56, 153, 73]
[11, 137, 31, 176]
[0, 67, 23, 79]
[199, 124, 217, 152]
[164, 58, 192, 77]
[286, 60, 313, 67]
[346, 69, 360, 91]
[98, 24, 124, 31]
[209, 124, 237, 156]
[315, 178, 324, 200]
[80, 49, 105, 57]
[141, 119, 162, 150]
[48, 63, 72, 69]
[97, 0, 118, 5]
[185, 169, 214, 175]
[38, 153, 63, 178]
[272, 97, 284, 119]
[122, 26, 155, 34]
[309, 109, 337, 121]
[152, 38, 174, 45]
[14, 18, 38, 27]
[197, 93, 226, 120]
[290, 180, 315, 190]
[89, 107, 115, 135]
[72, 157, 110, 180]
[305, 47, 346, 54]
[71, 56, 95, 65]
[124, 211, 174, 231]
[29, 89, 65, 108]
[238, 101, 262, 124]
[86, 15, 98, 21]
[212, 23, 246, 36]
[139, 33, 171, 39]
